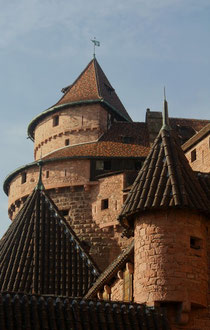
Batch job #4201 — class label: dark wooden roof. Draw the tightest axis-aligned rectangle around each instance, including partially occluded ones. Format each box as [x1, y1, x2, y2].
[85, 240, 134, 299]
[119, 125, 210, 225]
[0, 292, 170, 330]
[0, 187, 99, 297]
[99, 122, 149, 145]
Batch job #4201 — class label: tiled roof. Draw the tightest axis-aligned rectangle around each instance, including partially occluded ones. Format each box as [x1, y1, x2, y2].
[170, 117, 210, 133]
[27, 58, 132, 140]
[44, 141, 150, 159]
[119, 124, 210, 225]
[56, 58, 132, 122]
[100, 122, 149, 146]
[0, 292, 170, 330]
[182, 123, 210, 152]
[0, 186, 99, 296]
[85, 240, 134, 299]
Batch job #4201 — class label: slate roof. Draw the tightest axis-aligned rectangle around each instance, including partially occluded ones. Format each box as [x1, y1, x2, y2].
[170, 117, 210, 134]
[119, 101, 210, 225]
[0, 184, 99, 297]
[0, 292, 170, 330]
[44, 141, 150, 160]
[85, 240, 134, 299]
[99, 122, 149, 145]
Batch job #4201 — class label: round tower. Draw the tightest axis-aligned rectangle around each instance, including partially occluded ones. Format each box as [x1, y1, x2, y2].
[119, 98, 210, 324]
[4, 58, 141, 271]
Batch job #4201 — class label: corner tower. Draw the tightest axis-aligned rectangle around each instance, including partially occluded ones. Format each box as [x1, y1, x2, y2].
[119, 98, 210, 324]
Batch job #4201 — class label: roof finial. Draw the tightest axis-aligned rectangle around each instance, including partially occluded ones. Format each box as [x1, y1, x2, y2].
[36, 153, 44, 191]
[91, 37, 100, 58]
[162, 87, 170, 130]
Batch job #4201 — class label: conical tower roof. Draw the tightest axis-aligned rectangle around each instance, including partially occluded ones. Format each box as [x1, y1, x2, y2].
[0, 177, 99, 296]
[28, 58, 131, 140]
[57, 58, 132, 121]
[119, 98, 210, 228]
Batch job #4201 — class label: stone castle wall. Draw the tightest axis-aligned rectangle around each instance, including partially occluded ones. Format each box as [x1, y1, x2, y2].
[8, 159, 90, 219]
[184, 134, 210, 173]
[34, 104, 108, 159]
[134, 209, 208, 307]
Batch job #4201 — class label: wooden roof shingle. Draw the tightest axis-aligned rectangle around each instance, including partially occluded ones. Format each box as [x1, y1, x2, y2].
[0, 184, 99, 297]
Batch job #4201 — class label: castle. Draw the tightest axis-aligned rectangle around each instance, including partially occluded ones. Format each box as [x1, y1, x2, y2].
[0, 57, 209, 329]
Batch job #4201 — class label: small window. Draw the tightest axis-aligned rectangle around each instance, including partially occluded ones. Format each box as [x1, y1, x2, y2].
[46, 170, 49, 178]
[21, 172, 27, 184]
[96, 160, 111, 171]
[61, 209, 69, 217]
[190, 236, 202, 250]
[65, 139, 70, 146]
[101, 199, 109, 210]
[53, 115, 59, 127]
[191, 149, 196, 162]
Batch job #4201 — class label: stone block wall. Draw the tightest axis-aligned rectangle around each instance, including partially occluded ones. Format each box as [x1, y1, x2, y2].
[134, 209, 208, 308]
[34, 104, 108, 159]
[91, 173, 124, 227]
[184, 134, 210, 173]
[7, 159, 90, 220]
[49, 185, 122, 271]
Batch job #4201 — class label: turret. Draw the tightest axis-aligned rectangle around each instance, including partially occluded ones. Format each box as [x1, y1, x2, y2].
[119, 97, 210, 324]
[27, 58, 132, 160]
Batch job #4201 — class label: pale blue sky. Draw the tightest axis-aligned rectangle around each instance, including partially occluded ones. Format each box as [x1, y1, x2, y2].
[0, 0, 210, 235]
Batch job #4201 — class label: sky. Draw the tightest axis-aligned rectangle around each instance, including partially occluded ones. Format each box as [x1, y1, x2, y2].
[0, 0, 210, 236]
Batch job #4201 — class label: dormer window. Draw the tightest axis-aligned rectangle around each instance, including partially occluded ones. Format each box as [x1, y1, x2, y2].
[53, 115, 59, 127]
[104, 83, 114, 95]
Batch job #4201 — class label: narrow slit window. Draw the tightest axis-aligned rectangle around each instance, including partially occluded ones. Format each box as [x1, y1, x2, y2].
[191, 149, 196, 162]
[65, 139, 70, 146]
[46, 170, 49, 178]
[21, 172, 27, 184]
[53, 115, 59, 127]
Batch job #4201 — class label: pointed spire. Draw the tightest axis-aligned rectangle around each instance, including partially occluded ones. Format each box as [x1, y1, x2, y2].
[162, 87, 170, 130]
[36, 159, 44, 191]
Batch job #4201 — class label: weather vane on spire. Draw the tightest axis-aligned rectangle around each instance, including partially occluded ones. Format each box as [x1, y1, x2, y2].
[91, 37, 100, 58]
